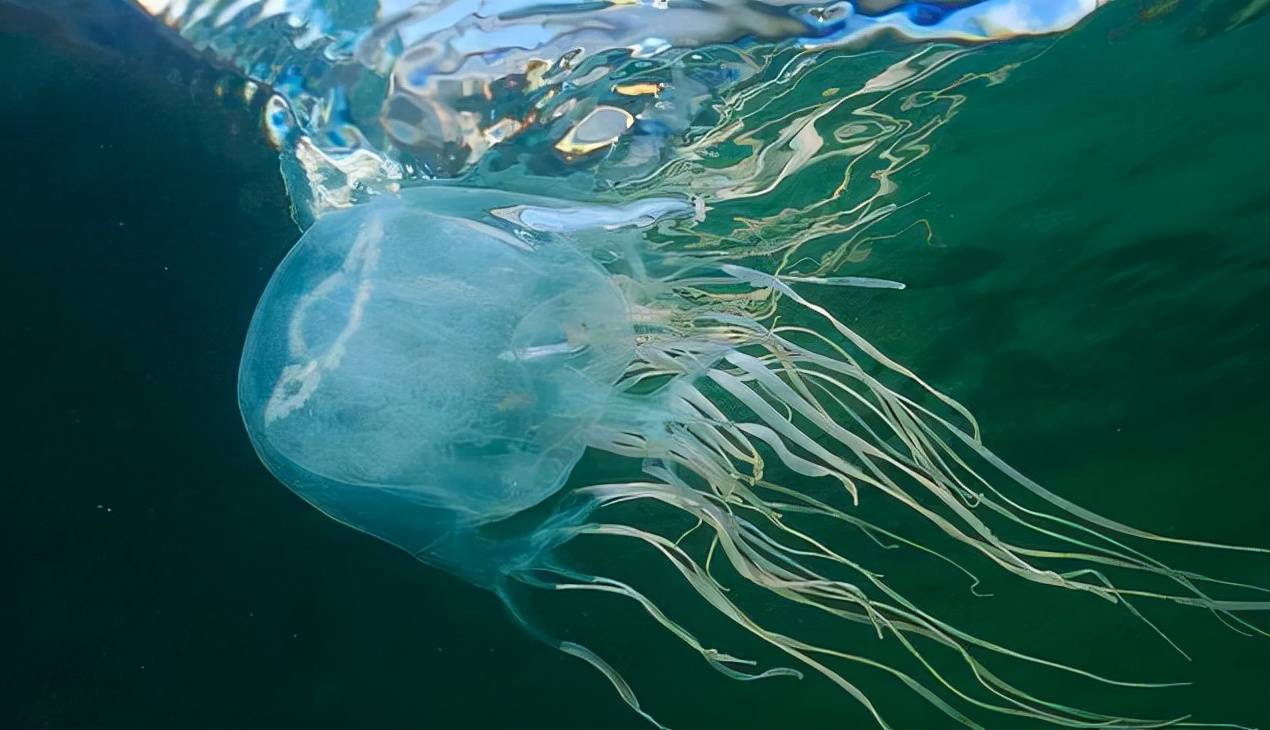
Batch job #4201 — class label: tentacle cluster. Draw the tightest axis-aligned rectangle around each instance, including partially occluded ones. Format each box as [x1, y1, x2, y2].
[501, 259, 1269, 729]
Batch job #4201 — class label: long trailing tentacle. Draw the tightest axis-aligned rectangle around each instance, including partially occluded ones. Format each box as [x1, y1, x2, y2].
[513, 265, 1266, 728]
[510, 479, 1252, 729]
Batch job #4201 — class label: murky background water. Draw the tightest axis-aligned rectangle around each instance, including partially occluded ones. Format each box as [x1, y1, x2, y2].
[3, 2, 1268, 728]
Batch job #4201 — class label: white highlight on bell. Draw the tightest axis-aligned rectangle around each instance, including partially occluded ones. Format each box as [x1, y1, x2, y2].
[265, 217, 382, 426]
[495, 198, 695, 233]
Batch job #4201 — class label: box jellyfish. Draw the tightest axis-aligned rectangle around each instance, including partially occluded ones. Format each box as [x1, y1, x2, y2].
[240, 186, 1268, 729]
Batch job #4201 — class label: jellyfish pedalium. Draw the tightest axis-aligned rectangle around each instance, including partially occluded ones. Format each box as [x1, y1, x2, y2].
[238, 186, 1268, 729]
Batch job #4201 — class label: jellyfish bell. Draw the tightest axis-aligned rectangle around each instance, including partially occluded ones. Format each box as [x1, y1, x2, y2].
[238, 188, 646, 583]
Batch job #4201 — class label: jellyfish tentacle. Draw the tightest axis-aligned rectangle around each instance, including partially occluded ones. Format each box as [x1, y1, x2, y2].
[571, 517, 902, 730]
[497, 581, 672, 730]
[531, 568, 805, 682]
[728, 262, 1267, 564]
[877, 377, 1270, 622]
[649, 486, 1242, 727]
[613, 288, 1269, 631]
[670, 481, 1196, 724]
[720, 264, 982, 438]
[744, 335, 1268, 616]
[703, 362, 1074, 587]
[542, 260, 1270, 728]
[554, 484, 1217, 729]
[680, 278, 1269, 607]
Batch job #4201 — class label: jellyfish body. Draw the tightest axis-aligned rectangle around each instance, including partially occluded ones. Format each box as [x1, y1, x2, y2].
[240, 187, 1268, 729]
[238, 190, 638, 582]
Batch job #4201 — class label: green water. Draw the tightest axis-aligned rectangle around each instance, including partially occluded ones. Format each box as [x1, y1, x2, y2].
[3, 3, 1268, 729]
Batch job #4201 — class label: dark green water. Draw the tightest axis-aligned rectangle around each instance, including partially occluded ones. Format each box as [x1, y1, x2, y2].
[3, 3, 1268, 729]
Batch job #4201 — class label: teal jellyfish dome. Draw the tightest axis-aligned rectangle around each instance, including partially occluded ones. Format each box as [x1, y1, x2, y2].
[238, 192, 634, 580]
